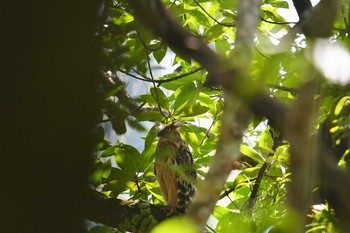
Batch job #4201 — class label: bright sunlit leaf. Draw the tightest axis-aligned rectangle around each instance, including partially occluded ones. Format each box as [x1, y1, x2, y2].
[151, 217, 198, 233]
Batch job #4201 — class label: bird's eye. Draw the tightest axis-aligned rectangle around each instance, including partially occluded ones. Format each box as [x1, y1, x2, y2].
[166, 127, 171, 132]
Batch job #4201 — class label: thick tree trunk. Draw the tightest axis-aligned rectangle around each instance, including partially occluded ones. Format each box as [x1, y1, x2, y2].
[0, 1, 99, 233]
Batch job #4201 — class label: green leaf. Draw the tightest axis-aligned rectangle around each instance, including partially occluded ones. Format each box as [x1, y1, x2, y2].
[240, 144, 265, 164]
[191, 10, 210, 27]
[161, 70, 203, 91]
[215, 39, 231, 57]
[135, 111, 165, 122]
[205, 24, 225, 39]
[258, 128, 274, 156]
[334, 96, 349, 116]
[153, 47, 167, 64]
[259, 128, 273, 149]
[268, 162, 284, 177]
[151, 217, 197, 233]
[139, 141, 157, 172]
[214, 205, 247, 232]
[112, 14, 134, 25]
[269, 0, 289, 9]
[101, 146, 115, 157]
[103, 100, 127, 135]
[173, 83, 199, 114]
[114, 143, 140, 173]
[91, 160, 112, 186]
[198, 92, 216, 114]
[144, 124, 158, 148]
[150, 87, 170, 110]
[146, 180, 164, 202]
[178, 102, 209, 117]
[182, 129, 200, 154]
[213, 205, 232, 219]
[139, 93, 159, 106]
[275, 145, 290, 163]
[242, 166, 261, 177]
[221, 0, 237, 10]
[103, 167, 132, 195]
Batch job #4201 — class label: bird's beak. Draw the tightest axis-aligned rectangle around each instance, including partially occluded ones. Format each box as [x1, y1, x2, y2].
[156, 123, 166, 137]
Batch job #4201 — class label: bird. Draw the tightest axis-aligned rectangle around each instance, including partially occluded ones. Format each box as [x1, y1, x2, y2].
[154, 121, 197, 214]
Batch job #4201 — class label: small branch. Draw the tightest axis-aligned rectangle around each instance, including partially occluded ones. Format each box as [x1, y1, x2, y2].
[187, 0, 261, 230]
[247, 162, 270, 210]
[291, 0, 312, 21]
[219, 185, 237, 200]
[260, 16, 297, 25]
[145, 51, 171, 119]
[118, 67, 204, 85]
[156, 67, 204, 86]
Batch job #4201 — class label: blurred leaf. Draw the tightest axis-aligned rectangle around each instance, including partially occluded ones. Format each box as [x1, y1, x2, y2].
[198, 92, 216, 114]
[144, 124, 158, 148]
[216, 39, 231, 57]
[240, 144, 265, 164]
[161, 70, 203, 90]
[221, 0, 237, 10]
[173, 83, 199, 114]
[269, 0, 289, 9]
[110, 117, 127, 134]
[275, 145, 290, 163]
[151, 217, 197, 233]
[101, 146, 115, 157]
[182, 129, 200, 154]
[150, 87, 170, 110]
[334, 96, 349, 116]
[177, 102, 209, 117]
[139, 93, 159, 106]
[268, 162, 283, 177]
[114, 142, 140, 173]
[91, 160, 112, 186]
[205, 24, 225, 39]
[153, 46, 167, 64]
[259, 128, 273, 149]
[139, 141, 157, 172]
[146, 180, 164, 202]
[241, 166, 261, 178]
[103, 167, 132, 195]
[104, 100, 127, 134]
[136, 111, 165, 122]
[112, 14, 134, 25]
[88, 225, 115, 233]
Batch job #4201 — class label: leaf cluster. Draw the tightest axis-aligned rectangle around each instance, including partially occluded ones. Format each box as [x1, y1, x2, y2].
[89, 0, 350, 232]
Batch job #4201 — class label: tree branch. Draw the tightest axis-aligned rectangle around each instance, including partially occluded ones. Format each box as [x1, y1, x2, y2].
[292, 0, 313, 21]
[285, 80, 318, 233]
[187, 0, 261, 230]
[84, 190, 174, 232]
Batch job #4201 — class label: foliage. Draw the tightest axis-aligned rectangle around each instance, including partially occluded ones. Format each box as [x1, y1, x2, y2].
[90, 0, 350, 232]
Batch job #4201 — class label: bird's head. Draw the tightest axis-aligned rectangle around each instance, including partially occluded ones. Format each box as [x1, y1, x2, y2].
[157, 121, 185, 138]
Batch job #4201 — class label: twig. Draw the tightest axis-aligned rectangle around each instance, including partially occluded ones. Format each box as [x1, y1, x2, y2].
[260, 16, 297, 25]
[247, 162, 270, 210]
[118, 67, 204, 85]
[145, 51, 171, 119]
